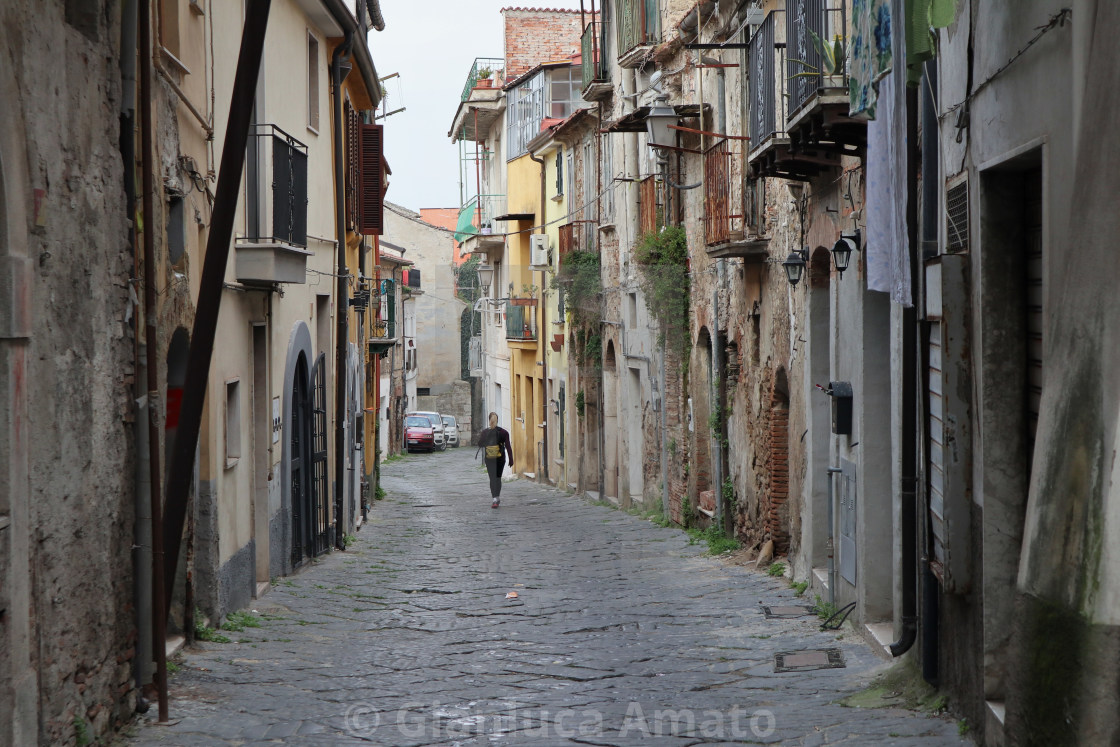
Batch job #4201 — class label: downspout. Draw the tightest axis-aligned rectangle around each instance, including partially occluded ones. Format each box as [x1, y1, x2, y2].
[916, 61, 940, 683]
[138, 0, 169, 721]
[889, 68, 926, 660]
[332, 32, 355, 549]
[529, 149, 547, 483]
[121, 0, 150, 706]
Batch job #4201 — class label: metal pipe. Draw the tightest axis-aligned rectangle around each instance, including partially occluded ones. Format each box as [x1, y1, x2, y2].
[138, 0, 169, 721]
[332, 32, 355, 549]
[529, 149, 547, 482]
[163, 0, 274, 610]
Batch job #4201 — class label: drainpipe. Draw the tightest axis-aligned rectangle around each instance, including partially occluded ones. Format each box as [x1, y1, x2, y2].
[163, 0, 273, 615]
[120, 0, 152, 705]
[138, 0, 169, 721]
[332, 32, 354, 549]
[889, 65, 926, 662]
[529, 149, 547, 483]
[916, 61, 940, 683]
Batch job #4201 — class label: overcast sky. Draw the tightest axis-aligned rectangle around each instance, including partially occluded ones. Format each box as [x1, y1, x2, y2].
[365, 0, 589, 212]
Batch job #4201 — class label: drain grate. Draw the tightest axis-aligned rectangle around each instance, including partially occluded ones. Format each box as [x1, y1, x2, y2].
[774, 648, 845, 672]
[762, 605, 815, 619]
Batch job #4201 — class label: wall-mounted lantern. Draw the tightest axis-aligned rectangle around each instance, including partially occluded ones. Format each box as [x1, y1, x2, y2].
[475, 262, 493, 296]
[783, 247, 809, 286]
[831, 229, 861, 277]
[645, 94, 678, 166]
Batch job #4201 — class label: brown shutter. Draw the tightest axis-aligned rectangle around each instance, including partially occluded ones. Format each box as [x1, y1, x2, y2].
[358, 123, 385, 235]
[345, 102, 360, 230]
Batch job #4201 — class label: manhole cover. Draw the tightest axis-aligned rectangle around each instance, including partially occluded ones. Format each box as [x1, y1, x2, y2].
[774, 648, 845, 672]
[762, 605, 815, 619]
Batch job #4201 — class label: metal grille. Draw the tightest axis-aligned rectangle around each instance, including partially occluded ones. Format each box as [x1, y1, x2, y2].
[616, 0, 658, 57]
[310, 354, 330, 557]
[838, 458, 857, 585]
[946, 180, 969, 253]
[928, 321, 946, 567]
[787, 0, 822, 113]
[581, 20, 606, 90]
[704, 139, 738, 245]
[289, 358, 309, 567]
[1024, 169, 1043, 452]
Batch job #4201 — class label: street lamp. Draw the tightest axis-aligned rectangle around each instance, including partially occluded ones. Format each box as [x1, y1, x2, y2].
[783, 248, 809, 287]
[645, 94, 677, 165]
[831, 230, 861, 278]
[475, 262, 494, 296]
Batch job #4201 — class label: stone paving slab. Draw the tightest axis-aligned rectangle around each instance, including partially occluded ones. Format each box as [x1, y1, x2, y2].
[120, 448, 971, 746]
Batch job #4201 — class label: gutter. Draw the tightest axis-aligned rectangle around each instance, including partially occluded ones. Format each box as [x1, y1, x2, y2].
[321, 0, 383, 109]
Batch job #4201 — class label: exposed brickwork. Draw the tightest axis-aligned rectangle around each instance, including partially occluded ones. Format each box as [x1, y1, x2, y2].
[767, 390, 791, 554]
[503, 8, 589, 80]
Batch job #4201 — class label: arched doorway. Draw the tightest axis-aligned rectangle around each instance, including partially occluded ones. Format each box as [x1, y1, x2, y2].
[289, 352, 329, 567]
[603, 340, 618, 500]
[691, 328, 714, 517]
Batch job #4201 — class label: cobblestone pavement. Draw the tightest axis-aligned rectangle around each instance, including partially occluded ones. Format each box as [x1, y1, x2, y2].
[125, 448, 971, 746]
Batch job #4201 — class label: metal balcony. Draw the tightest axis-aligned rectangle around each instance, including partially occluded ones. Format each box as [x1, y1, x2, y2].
[785, 0, 865, 154]
[455, 193, 507, 256]
[581, 21, 612, 101]
[236, 124, 312, 285]
[616, 0, 660, 68]
[505, 303, 537, 342]
[460, 58, 505, 102]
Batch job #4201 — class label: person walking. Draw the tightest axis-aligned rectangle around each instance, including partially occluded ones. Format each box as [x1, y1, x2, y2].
[477, 412, 513, 508]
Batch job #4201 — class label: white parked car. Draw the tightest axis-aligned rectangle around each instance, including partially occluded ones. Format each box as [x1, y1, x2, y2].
[408, 411, 447, 451]
[441, 415, 460, 447]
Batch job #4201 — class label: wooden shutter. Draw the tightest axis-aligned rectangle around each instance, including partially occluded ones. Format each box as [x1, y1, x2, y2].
[358, 123, 385, 235]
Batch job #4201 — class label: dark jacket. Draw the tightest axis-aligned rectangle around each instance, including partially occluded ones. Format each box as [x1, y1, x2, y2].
[477, 426, 513, 464]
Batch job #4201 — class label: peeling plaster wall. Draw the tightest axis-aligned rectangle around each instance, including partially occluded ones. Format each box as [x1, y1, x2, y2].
[0, 2, 137, 744]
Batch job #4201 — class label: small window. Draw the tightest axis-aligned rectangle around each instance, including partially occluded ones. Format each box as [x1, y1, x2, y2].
[629, 292, 638, 327]
[417, 387, 431, 397]
[160, 0, 181, 59]
[225, 379, 241, 467]
[167, 195, 186, 265]
[307, 33, 320, 132]
[555, 150, 564, 196]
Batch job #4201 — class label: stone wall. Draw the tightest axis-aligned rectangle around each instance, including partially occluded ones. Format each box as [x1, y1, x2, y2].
[1, 2, 138, 744]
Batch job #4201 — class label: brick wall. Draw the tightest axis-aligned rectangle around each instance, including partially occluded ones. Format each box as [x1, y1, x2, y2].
[767, 389, 791, 553]
[503, 8, 589, 80]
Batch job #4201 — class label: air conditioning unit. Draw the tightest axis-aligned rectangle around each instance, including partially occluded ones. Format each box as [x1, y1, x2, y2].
[529, 234, 549, 269]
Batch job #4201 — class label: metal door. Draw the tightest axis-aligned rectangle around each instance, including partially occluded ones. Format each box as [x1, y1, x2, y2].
[310, 353, 330, 556]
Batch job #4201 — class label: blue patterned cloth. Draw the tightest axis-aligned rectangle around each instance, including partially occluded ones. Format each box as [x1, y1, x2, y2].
[849, 0, 893, 118]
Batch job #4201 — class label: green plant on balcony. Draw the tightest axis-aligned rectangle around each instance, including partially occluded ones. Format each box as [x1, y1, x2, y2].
[790, 30, 846, 79]
[477, 66, 493, 80]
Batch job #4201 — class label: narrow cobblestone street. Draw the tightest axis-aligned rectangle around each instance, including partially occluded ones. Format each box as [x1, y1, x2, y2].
[124, 449, 971, 746]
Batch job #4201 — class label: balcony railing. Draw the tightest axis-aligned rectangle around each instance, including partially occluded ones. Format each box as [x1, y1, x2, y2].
[616, 0, 659, 62]
[242, 123, 308, 247]
[505, 303, 537, 342]
[787, 0, 847, 116]
[455, 193, 507, 242]
[747, 11, 787, 150]
[704, 140, 742, 246]
[460, 58, 505, 102]
[370, 279, 397, 343]
[559, 220, 595, 262]
[581, 20, 610, 94]
[468, 335, 483, 377]
[639, 176, 659, 238]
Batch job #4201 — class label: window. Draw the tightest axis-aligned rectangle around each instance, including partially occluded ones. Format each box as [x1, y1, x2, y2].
[629, 293, 638, 326]
[307, 32, 320, 132]
[508, 66, 586, 160]
[225, 379, 241, 466]
[555, 150, 564, 196]
[167, 194, 186, 265]
[160, 0, 181, 60]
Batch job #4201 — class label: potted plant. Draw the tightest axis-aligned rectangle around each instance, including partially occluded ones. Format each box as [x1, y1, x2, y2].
[788, 31, 846, 89]
[511, 283, 539, 306]
[475, 66, 493, 89]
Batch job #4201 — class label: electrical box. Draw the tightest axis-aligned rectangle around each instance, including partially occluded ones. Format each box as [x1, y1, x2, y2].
[529, 234, 549, 269]
[830, 381, 853, 435]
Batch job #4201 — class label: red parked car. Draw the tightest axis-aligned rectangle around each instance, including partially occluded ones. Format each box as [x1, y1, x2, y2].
[404, 415, 436, 453]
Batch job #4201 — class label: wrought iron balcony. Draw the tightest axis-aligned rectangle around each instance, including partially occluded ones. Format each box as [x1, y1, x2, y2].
[367, 278, 398, 354]
[581, 20, 612, 101]
[704, 140, 769, 260]
[785, 0, 865, 153]
[505, 303, 537, 342]
[746, 12, 789, 170]
[460, 58, 505, 102]
[236, 124, 311, 285]
[616, 0, 660, 68]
